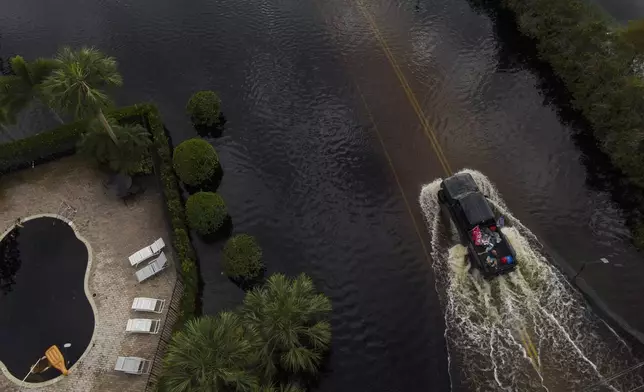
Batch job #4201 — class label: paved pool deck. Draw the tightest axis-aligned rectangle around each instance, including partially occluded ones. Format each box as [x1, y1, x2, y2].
[0, 156, 177, 392]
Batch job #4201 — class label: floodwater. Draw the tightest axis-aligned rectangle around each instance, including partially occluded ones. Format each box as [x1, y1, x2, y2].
[0, 217, 93, 382]
[1, 0, 644, 390]
[592, 0, 644, 22]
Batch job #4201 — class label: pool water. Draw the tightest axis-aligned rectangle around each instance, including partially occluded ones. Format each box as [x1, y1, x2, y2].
[0, 217, 94, 382]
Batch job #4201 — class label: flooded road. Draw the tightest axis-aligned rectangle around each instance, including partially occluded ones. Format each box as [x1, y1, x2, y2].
[1, 0, 644, 390]
[592, 0, 644, 22]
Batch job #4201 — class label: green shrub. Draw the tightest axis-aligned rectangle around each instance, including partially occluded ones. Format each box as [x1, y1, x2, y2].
[481, 0, 644, 249]
[242, 273, 332, 379]
[186, 192, 228, 236]
[0, 103, 200, 328]
[0, 119, 88, 173]
[172, 138, 220, 188]
[499, 0, 644, 184]
[223, 234, 263, 279]
[186, 90, 222, 128]
[78, 121, 152, 174]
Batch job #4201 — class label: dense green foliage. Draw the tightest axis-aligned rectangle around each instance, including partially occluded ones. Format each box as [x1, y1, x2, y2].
[172, 138, 221, 188]
[42, 47, 122, 142]
[161, 273, 331, 391]
[252, 384, 305, 392]
[0, 56, 60, 124]
[0, 103, 200, 324]
[223, 234, 264, 279]
[105, 105, 200, 325]
[0, 117, 89, 173]
[499, 0, 644, 243]
[78, 121, 151, 174]
[42, 47, 122, 120]
[186, 192, 228, 236]
[242, 273, 332, 380]
[160, 312, 259, 392]
[187, 90, 222, 128]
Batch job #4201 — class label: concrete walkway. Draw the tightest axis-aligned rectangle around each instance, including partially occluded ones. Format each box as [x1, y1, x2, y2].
[0, 156, 176, 392]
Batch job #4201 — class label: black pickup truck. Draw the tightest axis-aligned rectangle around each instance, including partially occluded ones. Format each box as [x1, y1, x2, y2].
[437, 173, 517, 278]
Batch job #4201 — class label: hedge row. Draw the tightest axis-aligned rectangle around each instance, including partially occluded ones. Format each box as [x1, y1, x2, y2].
[502, 0, 644, 181]
[499, 0, 644, 243]
[111, 104, 199, 326]
[0, 118, 90, 173]
[0, 104, 199, 325]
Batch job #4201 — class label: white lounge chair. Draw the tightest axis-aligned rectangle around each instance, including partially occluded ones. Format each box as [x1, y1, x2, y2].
[126, 318, 161, 334]
[135, 252, 168, 283]
[128, 238, 165, 267]
[114, 356, 151, 375]
[132, 297, 165, 313]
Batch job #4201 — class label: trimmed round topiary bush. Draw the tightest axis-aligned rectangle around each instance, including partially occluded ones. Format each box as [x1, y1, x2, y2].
[173, 138, 220, 188]
[186, 90, 222, 128]
[223, 234, 263, 279]
[185, 192, 228, 237]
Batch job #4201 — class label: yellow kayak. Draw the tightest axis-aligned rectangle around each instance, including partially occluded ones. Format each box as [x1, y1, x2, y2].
[45, 346, 69, 376]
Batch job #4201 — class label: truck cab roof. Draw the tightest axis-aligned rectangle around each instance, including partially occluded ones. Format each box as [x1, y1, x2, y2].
[442, 173, 494, 228]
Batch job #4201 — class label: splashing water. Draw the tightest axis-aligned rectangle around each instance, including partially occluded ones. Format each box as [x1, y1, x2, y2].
[420, 169, 642, 392]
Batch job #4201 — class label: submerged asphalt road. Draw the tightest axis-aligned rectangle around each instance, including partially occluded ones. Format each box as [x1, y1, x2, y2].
[2, 0, 644, 390]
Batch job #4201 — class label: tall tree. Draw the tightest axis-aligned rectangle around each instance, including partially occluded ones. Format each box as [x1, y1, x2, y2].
[0, 56, 61, 123]
[253, 383, 305, 392]
[242, 274, 332, 381]
[42, 47, 122, 143]
[160, 312, 258, 392]
[78, 120, 151, 174]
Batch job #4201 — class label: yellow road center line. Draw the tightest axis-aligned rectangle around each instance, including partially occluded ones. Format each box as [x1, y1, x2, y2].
[525, 331, 540, 366]
[354, 0, 453, 176]
[354, 1, 545, 370]
[356, 83, 435, 266]
[310, 1, 432, 261]
[315, 0, 539, 372]
[520, 329, 540, 367]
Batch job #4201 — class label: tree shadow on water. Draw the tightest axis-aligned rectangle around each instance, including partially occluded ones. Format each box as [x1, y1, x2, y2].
[195, 113, 227, 139]
[468, 0, 644, 225]
[227, 266, 267, 292]
[199, 215, 234, 244]
[182, 166, 224, 195]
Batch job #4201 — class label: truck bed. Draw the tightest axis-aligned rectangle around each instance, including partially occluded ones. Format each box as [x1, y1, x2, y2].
[469, 224, 516, 275]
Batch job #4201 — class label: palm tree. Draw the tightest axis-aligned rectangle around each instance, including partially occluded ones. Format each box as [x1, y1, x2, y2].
[42, 47, 122, 143]
[160, 312, 258, 392]
[253, 383, 305, 392]
[242, 274, 332, 381]
[0, 55, 61, 123]
[78, 121, 151, 174]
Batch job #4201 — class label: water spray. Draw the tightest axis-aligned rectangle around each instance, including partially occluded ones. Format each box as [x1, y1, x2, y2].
[419, 169, 642, 391]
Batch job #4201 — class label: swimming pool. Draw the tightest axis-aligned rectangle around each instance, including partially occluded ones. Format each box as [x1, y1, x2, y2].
[0, 216, 94, 382]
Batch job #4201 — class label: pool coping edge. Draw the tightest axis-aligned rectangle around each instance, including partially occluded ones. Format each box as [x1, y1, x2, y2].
[0, 213, 99, 389]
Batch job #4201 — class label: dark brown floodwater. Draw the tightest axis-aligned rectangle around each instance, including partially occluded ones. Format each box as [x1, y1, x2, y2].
[2, 0, 644, 390]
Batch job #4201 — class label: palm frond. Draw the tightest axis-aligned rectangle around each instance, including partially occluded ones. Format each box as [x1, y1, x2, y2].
[30, 58, 60, 86]
[42, 47, 122, 120]
[252, 382, 305, 392]
[78, 120, 151, 173]
[160, 312, 258, 392]
[241, 273, 332, 378]
[0, 56, 60, 122]
[9, 56, 29, 80]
